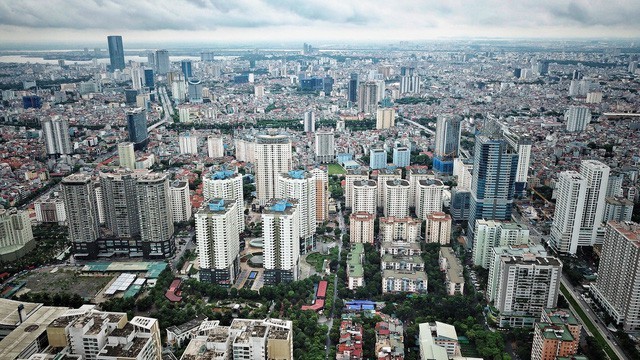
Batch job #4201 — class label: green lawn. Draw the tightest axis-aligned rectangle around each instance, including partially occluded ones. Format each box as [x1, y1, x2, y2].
[305, 248, 339, 272]
[328, 163, 346, 175]
[560, 284, 618, 360]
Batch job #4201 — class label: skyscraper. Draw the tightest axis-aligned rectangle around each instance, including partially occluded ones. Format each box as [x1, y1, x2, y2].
[181, 59, 193, 78]
[433, 115, 462, 174]
[384, 179, 410, 218]
[255, 134, 292, 205]
[61, 174, 100, 258]
[564, 106, 591, 132]
[179, 132, 198, 154]
[126, 108, 149, 150]
[376, 108, 395, 129]
[278, 170, 317, 253]
[117, 142, 135, 170]
[415, 179, 445, 220]
[550, 171, 587, 254]
[143, 68, 155, 90]
[155, 49, 170, 75]
[188, 78, 203, 103]
[392, 146, 410, 167]
[503, 130, 532, 195]
[577, 160, 610, 247]
[202, 167, 244, 235]
[358, 81, 379, 115]
[207, 135, 224, 158]
[425, 212, 452, 245]
[42, 116, 72, 157]
[310, 167, 329, 223]
[0, 207, 35, 261]
[352, 180, 377, 215]
[304, 111, 315, 132]
[314, 130, 335, 163]
[467, 122, 518, 244]
[350, 212, 375, 244]
[170, 180, 192, 223]
[348, 73, 358, 103]
[375, 168, 402, 209]
[400, 67, 420, 94]
[408, 168, 435, 208]
[136, 173, 174, 259]
[591, 221, 640, 331]
[262, 199, 300, 284]
[472, 220, 530, 268]
[345, 168, 369, 209]
[107, 35, 125, 72]
[196, 199, 240, 285]
[99, 169, 142, 238]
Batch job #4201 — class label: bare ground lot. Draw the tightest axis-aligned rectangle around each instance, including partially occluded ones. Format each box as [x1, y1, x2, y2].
[19, 269, 112, 300]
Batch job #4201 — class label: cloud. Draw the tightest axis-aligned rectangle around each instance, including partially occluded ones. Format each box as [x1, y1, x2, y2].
[0, 0, 638, 43]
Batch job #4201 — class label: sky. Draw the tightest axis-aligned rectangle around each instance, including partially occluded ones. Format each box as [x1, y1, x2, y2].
[1, 0, 639, 47]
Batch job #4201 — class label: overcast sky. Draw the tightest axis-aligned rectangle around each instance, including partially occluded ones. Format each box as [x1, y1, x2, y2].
[1, 0, 639, 46]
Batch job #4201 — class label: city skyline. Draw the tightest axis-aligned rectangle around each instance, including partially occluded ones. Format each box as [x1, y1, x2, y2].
[1, 0, 640, 47]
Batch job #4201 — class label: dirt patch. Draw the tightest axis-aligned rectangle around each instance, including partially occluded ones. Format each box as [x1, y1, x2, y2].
[20, 270, 112, 300]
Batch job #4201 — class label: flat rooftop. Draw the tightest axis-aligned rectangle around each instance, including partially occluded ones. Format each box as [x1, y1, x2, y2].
[0, 299, 42, 326]
[0, 306, 69, 360]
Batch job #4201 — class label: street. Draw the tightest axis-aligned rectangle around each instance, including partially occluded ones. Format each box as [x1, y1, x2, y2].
[325, 204, 346, 360]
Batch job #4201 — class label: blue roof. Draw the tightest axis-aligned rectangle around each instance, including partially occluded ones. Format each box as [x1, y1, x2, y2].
[210, 169, 235, 180]
[208, 199, 226, 211]
[268, 199, 293, 212]
[288, 170, 305, 179]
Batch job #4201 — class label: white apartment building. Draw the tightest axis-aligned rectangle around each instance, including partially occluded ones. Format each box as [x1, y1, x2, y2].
[34, 195, 67, 224]
[202, 167, 244, 234]
[262, 199, 300, 284]
[170, 180, 192, 223]
[278, 170, 317, 253]
[408, 167, 435, 207]
[178, 132, 199, 154]
[550, 171, 587, 254]
[117, 142, 135, 170]
[235, 138, 256, 163]
[425, 212, 452, 245]
[352, 180, 377, 215]
[472, 220, 530, 268]
[375, 168, 402, 208]
[379, 217, 421, 242]
[564, 106, 591, 132]
[314, 130, 335, 163]
[350, 212, 375, 244]
[136, 173, 175, 258]
[196, 199, 240, 285]
[255, 134, 292, 205]
[384, 179, 410, 218]
[345, 168, 369, 209]
[415, 179, 445, 220]
[207, 135, 224, 158]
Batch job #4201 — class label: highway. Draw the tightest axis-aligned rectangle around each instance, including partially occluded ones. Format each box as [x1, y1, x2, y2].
[397, 117, 435, 135]
[148, 86, 173, 131]
[325, 203, 346, 360]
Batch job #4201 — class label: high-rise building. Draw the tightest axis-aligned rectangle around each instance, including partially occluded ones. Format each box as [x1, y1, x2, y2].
[564, 106, 591, 132]
[488, 245, 562, 327]
[384, 179, 410, 218]
[144, 68, 155, 90]
[358, 81, 379, 114]
[117, 142, 135, 170]
[255, 134, 292, 205]
[348, 73, 358, 103]
[415, 179, 445, 220]
[345, 168, 369, 209]
[380, 216, 421, 243]
[433, 115, 462, 174]
[62, 174, 100, 258]
[0, 207, 34, 262]
[196, 199, 240, 285]
[99, 169, 143, 238]
[577, 160, 610, 247]
[136, 173, 174, 259]
[314, 130, 335, 163]
[376, 108, 395, 129]
[591, 221, 640, 331]
[34, 195, 67, 224]
[170, 180, 192, 223]
[278, 170, 316, 253]
[187, 78, 203, 103]
[155, 49, 170, 75]
[375, 167, 402, 209]
[179, 132, 199, 154]
[503, 131, 532, 195]
[262, 199, 300, 284]
[181, 59, 193, 78]
[234, 138, 256, 163]
[603, 197, 634, 222]
[352, 180, 377, 215]
[304, 111, 315, 132]
[400, 68, 420, 94]
[425, 212, 452, 245]
[207, 135, 224, 158]
[350, 212, 375, 244]
[467, 123, 518, 244]
[550, 171, 587, 254]
[310, 168, 329, 223]
[392, 146, 410, 167]
[107, 35, 125, 71]
[41, 116, 72, 157]
[370, 148, 387, 170]
[202, 167, 244, 234]
[472, 220, 530, 268]
[126, 108, 149, 150]
[408, 167, 435, 208]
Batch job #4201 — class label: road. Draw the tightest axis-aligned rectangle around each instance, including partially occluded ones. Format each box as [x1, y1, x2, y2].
[325, 204, 346, 360]
[148, 86, 173, 131]
[561, 277, 628, 360]
[397, 118, 435, 135]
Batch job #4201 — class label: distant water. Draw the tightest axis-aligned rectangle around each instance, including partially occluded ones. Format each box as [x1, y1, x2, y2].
[0, 55, 201, 65]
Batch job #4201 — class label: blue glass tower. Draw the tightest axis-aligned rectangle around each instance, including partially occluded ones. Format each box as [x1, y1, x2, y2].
[107, 35, 125, 72]
[467, 122, 518, 245]
[144, 68, 155, 90]
[126, 108, 149, 150]
[181, 60, 193, 78]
